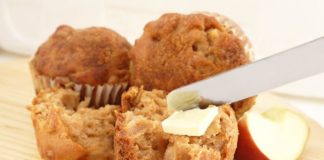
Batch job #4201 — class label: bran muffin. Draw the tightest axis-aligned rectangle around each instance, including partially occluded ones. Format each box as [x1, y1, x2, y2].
[30, 25, 131, 106]
[28, 89, 119, 160]
[129, 13, 255, 118]
[114, 87, 238, 160]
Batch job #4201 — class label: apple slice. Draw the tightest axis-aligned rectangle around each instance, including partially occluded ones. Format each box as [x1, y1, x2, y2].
[235, 107, 309, 160]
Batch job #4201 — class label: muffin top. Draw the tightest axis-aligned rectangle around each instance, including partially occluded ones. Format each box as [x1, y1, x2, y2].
[130, 13, 250, 91]
[33, 25, 131, 85]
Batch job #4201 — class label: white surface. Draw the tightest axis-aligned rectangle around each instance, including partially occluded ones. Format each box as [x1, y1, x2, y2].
[1, 0, 324, 57]
[0, 0, 107, 55]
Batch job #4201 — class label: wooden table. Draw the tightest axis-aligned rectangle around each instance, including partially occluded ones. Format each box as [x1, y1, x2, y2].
[0, 59, 39, 159]
[0, 59, 323, 160]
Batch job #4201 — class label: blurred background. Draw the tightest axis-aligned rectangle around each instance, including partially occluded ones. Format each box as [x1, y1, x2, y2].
[0, 0, 323, 125]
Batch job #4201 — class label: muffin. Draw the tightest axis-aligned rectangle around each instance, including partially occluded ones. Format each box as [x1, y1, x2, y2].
[129, 13, 255, 118]
[114, 87, 238, 160]
[27, 88, 118, 160]
[30, 25, 131, 106]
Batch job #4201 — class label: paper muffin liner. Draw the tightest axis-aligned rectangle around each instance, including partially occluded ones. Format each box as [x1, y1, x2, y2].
[29, 62, 128, 107]
[198, 12, 254, 61]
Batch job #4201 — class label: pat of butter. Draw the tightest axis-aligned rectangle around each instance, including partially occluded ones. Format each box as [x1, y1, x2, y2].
[162, 106, 219, 136]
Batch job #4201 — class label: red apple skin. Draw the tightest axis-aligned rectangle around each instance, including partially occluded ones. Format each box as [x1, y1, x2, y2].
[234, 116, 269, 160]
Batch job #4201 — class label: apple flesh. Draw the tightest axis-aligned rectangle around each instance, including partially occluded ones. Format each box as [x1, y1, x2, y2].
[235, 107, 309, 160]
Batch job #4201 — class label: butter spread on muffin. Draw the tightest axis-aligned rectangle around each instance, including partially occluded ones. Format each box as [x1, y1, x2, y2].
[114, 87, 238, 160]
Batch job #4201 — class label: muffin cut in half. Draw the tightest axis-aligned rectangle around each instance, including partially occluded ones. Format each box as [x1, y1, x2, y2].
[30, 25, 131, 106]
[27, 89, 118, 160]
[129, 13, 255, 118]
[114, 87, 239, 160]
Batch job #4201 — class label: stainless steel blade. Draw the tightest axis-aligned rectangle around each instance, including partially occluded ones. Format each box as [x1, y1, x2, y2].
[173, 37, 324, 104]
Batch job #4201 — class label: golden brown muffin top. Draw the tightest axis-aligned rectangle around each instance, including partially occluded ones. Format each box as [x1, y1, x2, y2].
[130, 13, 250, 92]
[33, 25, 131, 85]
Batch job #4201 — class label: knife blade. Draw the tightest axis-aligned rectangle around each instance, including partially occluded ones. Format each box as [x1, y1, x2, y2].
[170, 37, 324, 105]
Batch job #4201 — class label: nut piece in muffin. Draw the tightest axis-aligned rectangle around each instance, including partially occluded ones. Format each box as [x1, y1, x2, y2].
[129, 13, 255, 118]
[30, 25, 131, 106]
[114, 87, 238, 160]
[27, 89, 118, 160]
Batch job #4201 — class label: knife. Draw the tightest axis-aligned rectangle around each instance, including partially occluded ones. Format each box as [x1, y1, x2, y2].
[167, 37, 324, 109]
